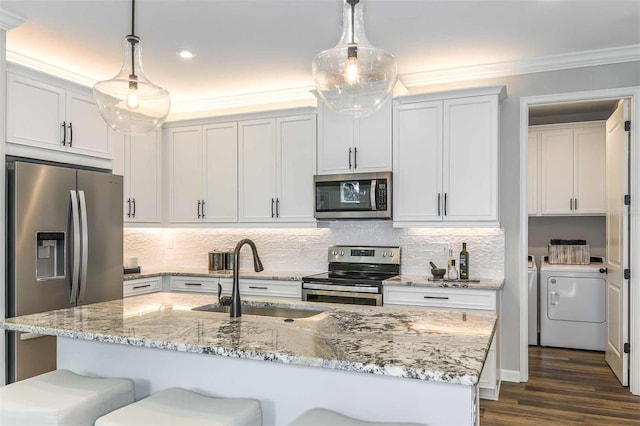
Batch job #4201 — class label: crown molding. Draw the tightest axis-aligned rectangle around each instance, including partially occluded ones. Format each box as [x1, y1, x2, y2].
[0, 9, 26, 31]
[6, 49, 97, 87]
[401, 44, 640, 87]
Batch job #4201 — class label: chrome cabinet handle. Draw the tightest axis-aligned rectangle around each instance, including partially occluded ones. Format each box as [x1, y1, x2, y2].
[271, 198, 275, 218]
[61, 121, 66, 145]
[437, 193, 441, 216]
[348, 148, 352, 169]
[68, 122, 73, 146]
[354, 147, 358, 169]
[201, 200, 205, 218]
[276, 198, 280, 217]
[197, 200, 202, 219]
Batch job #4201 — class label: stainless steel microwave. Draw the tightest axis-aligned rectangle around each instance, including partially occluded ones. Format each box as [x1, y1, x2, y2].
[314, 172, 392, 219]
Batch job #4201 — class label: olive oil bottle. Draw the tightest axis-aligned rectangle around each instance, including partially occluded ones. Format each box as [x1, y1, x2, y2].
[459, 243, 469, 279]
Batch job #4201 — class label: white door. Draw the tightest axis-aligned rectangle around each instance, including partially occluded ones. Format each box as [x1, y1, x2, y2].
[276, 115, 316, 222]
[443, 95, 498, 221]
[354, 99, 393, 172]
[127, 131, 162, 223]
[392, 101, 443, 222]
[203, 123, 238, 222]
[540, 129, 574, 215]
[239, 119, 277, 222]
[168, 126, 204, 222]
[6, 73, 65, 150]
[66, 91, 112, 158]
[573, 125, 606, 214]
[605, 99, 630, 386]
[528, 132, 539, 216]
[317, 102, 354, 174]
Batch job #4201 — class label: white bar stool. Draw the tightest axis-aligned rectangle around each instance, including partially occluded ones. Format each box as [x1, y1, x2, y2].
[289, 408, 427, 426]
[0, 369, 135, 426]
[95, 387, 263, 426]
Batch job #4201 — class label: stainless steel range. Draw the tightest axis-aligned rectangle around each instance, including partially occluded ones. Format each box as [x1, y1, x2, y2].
[302, 245, 400, 306]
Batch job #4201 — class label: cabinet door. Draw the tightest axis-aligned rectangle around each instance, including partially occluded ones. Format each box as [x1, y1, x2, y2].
[239, 119, 277, 222]
[573, 125, 606, 214]
[6, 73, 65, 150]
[66, 91, 112, 158]
[393, 101, 443, 222]
[540, 129, 574, 215]
[528, 132, 539, 216]
[443, 95, 498, 221]
[127, 131, 162, 222]
[168, 127, 204, 222]
[354, 99, 393, 172]
[276, 115, 316, 222]
[203, 123, 238, 222]
[317, 102, 355, 174]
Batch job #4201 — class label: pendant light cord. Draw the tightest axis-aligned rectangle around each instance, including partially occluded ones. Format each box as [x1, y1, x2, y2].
[128, 0, 137, 79]
[131, 0, 136, 36]
[347, 0, 359, 44]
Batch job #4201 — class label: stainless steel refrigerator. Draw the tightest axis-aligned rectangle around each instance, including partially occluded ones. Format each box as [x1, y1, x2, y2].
[6, 159, 123, 382]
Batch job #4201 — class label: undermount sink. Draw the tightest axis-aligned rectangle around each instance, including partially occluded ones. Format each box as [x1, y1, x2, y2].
[192, 303, 326, 319]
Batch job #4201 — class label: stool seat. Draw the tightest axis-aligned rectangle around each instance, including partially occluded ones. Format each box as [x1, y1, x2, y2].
[289, 408, 427, 426]
[0, 369, 134, 426]
[95, 387, 262, 426]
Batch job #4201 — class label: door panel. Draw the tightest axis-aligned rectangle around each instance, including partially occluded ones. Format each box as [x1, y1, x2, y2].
[605, 99, 630, 386]
[540, 129, 574, 214]
[168, 127, 203, 221]
[317, 103, 354, 174]
[128, 131, 162, 222]
[204, 123, 238, 222]
[574, 126, 606, 214]
[77, 170, 123, 305]
[355, 100, 392, 172]
[66, 91, 111, 158]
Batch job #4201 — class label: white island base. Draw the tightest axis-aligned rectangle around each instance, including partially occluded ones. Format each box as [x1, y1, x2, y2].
[58, 337, 478, 426]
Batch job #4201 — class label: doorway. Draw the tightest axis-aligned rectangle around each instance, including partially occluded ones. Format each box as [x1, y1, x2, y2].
[519, 87, 640, 396]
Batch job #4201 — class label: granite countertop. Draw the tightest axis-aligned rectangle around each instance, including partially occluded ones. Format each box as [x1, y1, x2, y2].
[383, 275, 504, 290]
[123, 269, 321, 281]
[2, 292, 496, 386]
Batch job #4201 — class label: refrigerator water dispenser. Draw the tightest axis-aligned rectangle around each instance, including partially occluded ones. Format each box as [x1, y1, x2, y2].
[36, 232, 65, 280]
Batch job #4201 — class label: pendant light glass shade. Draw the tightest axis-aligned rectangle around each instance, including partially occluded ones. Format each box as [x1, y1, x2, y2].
[93, 3, 170, 135]
[312, 0, 397, 118]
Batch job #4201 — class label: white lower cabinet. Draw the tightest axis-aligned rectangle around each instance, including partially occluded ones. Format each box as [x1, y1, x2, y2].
[123, 277, 162, 297]
[171, 276, 301, 300]
[383, 285, 501, 400]
[169, 276, 221, 293]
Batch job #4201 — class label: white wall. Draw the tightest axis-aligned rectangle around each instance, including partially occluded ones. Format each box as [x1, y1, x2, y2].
[412, 61, 640, 375]
[124, 224, 505, 278]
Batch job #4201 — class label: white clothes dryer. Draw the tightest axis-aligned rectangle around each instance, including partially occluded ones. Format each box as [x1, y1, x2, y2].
[539, 256, 607, 351]
[528, 255, 538, 345]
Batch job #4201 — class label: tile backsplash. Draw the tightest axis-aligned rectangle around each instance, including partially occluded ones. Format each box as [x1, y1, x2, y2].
[125, 222, 504, 279]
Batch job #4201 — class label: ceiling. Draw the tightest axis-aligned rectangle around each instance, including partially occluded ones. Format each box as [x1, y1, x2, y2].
[3, 0, 640, 120]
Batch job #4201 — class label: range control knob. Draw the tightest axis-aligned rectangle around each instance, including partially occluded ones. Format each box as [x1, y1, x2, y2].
[382, 252, 387, 257]
[389, 251, 394, 258]
[332, 250, 338, 256]
[340, 250, 345, 256]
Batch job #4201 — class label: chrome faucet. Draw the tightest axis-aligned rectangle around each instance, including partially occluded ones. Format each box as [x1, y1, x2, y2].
[230, 239, 264, 318]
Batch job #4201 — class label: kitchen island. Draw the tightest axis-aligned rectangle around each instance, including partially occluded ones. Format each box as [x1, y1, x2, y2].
[2, 293, 496, 425]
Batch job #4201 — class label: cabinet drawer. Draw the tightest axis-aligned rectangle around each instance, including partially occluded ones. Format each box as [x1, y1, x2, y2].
[123, 277, 161, 297]
[170, 276, 219, 293]
[239, 279, 301, 299]
[383, 286, 496, 311]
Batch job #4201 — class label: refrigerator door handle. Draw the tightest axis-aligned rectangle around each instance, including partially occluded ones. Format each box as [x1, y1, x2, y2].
[77, 191, 89, 303]
[69, 190, 81, 304]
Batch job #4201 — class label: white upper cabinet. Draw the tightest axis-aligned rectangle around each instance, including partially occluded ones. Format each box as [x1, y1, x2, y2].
[167, 126, 205, 222]
[317, 99, 392, 174]
[532, 121, 605, 216]
[393, 87, 503, 225]
[124, 131, 162, 223]
[6, 70, 112, 160]
[203, 123, 238, 222]
[239, 114, 316, 223]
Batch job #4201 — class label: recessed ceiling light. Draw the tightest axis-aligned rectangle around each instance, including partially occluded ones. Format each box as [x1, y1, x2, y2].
[178, 50, 195, 59]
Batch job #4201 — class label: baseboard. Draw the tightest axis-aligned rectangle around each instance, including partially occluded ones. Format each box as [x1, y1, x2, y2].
[500, 369, 521, 383]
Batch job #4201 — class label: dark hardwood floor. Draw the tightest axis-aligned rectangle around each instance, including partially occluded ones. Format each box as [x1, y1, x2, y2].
[480, 346, 640, 425]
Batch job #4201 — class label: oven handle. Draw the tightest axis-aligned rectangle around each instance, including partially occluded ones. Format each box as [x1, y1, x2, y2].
[302, 289, 382, 306]
[302, 282, 380, 293]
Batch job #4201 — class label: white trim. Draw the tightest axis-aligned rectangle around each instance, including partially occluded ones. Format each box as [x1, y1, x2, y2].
[402, 45, 640, 87]
[500, 369, 521, 383]
[519, 87, 640, 396]
[0, 9, 25, 31]
[6, 50, 96, 87]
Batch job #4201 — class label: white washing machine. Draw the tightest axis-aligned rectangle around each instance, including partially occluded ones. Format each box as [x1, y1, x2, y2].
[540, 256, 607, 351]
[528, 256, 538, 345]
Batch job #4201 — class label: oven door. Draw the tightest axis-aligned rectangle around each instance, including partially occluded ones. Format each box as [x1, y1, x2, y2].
[302, 289, 382, 306]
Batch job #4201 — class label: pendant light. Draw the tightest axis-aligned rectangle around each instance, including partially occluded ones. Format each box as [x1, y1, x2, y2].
[312, 0, 397, 118]
[93, 0, 170, 135]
